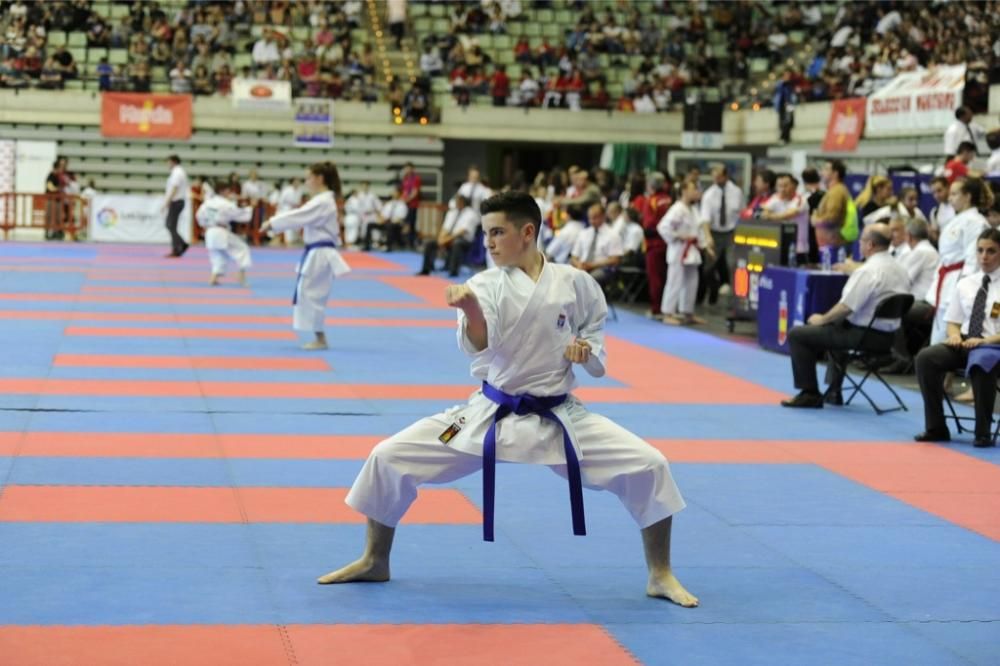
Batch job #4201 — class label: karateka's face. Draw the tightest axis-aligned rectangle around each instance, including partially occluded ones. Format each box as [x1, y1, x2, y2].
[776, 176, 796, 199]
[902, 190, 918, 211]
[948, 182, 970, 212]
[977, 240, 1000, 273]
[304, 170, 321, 193]
[483, 212, 533, 266]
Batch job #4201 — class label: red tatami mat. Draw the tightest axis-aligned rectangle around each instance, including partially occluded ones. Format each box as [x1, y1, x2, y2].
[0, 487, 479, 523]
[5, 432, 379, 459]
[64, 326, 296, 340]
[0, 624, 636, 666]
[52, 354, 331, 371]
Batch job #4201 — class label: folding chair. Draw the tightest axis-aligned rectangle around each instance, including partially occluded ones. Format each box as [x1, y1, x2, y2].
[942, 373, 1000, 441]
[833, 293, 915, 415]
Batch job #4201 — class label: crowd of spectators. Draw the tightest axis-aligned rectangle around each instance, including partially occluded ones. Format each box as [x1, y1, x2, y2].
[0, 0, 384, 103]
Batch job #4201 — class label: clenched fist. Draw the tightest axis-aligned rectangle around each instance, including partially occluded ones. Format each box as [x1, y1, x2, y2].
[564, 339, 591, 364]
[445, 284, 479, 311]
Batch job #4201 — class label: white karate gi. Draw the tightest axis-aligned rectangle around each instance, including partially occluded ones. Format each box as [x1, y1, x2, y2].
[926, 207, 989, 343]
[267, 191, 351, 332]
[657, 201, 704, 316]
[346, 259, 685, 530]
[343, 190, 382, 246]
[195, 195, 253, 277]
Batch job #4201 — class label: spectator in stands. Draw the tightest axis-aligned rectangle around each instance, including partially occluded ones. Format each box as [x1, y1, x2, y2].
[38, 56, 63, 90]
[95, 57, 112, 92]
[570, 203, 623, 287]
[215, 64, 233, 96]
[403, 82, 429, 121]
[387, 0, 406, 49]
[418, 194, 479, 277]
[811, 160, 850, 253]
[86, 13, 110, 48]
[782, 223, 910, 408]
[914, 228, 1000, 447]
[515, 68, 539, 107]
[943, 106, 985, 158]
[169, 60, 193, 94]
[252, 30, 281, 71]
[490, 64, 510, 106]
[130, 62, 151, 93]
[51, 46, 77, 80]
[193, 65, 214, 96]
[944, 142, 979, 184]
[420, 45, 443, 77]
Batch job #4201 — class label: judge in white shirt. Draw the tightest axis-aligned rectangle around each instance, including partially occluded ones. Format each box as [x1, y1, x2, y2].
[365, 186, 407, 251]
[914, 228, 1000, 447]
[943, 106, 985, 158]
[887, 216, 911, 261]
[570, 203, 623, 287]
[456, 165, 492, 213]
[162, 154, 189, 257]
[699, 165, 743, 304]
[607, 202, 644, 254]
[343, 181, 382, 248]
[418, 194, 480, 276]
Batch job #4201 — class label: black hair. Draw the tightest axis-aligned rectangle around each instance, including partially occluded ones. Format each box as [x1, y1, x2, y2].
[801, 167, 820, 185]
[957, 141, 976, 154]
[480, 191, 541, 236]
[167, 154, 180, 164]
[827, 160, 846, 180]
[309, 161, 342, 197]
[776, 172, 799, 187]
[978, 227, 1000, 246]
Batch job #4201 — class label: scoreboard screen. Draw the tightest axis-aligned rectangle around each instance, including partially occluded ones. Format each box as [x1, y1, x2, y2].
[730, 222, 798, 319]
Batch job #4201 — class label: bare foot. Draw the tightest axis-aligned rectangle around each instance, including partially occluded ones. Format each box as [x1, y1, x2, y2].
[647, 570, 699, 607]
[317, 557, 389, 584]
[686, 315, 707, 325]
[301, 340, 328, 351]
[663, 315, 684, 326]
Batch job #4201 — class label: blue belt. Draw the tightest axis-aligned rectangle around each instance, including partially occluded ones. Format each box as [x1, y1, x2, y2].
[480, 381, 586, 542]
[292, 241, 337, 304]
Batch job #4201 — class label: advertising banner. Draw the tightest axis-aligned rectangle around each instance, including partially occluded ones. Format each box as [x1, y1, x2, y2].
[866, 65, 966, 136]
[14, 140, 57, 193]
[89, 194, 191, 243]
[232, 78, 292, 111]
[101, 93, 193, 139]
[821, 98, 866, 152]
[293, 98, 334, 147]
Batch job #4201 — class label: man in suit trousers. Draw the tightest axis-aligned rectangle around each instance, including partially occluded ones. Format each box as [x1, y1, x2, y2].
[914, 228, 1000, 448]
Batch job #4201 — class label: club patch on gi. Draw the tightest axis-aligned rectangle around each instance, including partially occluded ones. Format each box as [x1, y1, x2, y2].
[556, 313, 566, 329]
[438, 422, 462, 444]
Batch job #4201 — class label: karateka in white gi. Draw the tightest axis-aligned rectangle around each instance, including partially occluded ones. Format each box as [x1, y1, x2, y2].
[343, 180, 382, 248]
[195, 182, 253, 286]
[318, 191, 698, 608]
[658, 180, 713, 326]
[261, 162, 351, 351]
[273, 178, 305, 245]
[927, 178, 991, 343]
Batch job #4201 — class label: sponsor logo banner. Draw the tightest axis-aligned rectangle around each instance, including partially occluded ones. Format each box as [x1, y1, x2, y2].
[89, 194, 191, 243]
[822, 98, 866, 152]
[101, 93, 193, 139]
[866, 65, 966, 136]
[232, 78, 292, 111]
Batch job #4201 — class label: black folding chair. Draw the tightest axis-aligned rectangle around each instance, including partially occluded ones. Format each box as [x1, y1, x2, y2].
[942, 373, 1000, 441]
[833, 293, 915, 415]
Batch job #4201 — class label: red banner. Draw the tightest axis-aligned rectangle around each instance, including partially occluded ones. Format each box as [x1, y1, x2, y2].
[821, 98, 866, 152]
[101, 93, 192, 139]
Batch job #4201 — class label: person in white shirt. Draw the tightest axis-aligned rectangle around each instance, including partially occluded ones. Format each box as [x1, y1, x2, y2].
[251, 32, 281, 69]
[570, 203, 623, 287]
[943, 106, 985, 158]
[196, 182, 253, 286]
[162, 154, 189, 257]
[343, 181, 382, 248]
[895, 186, 927, 224]
[885, 218, 940, 374]
[241, 168, 269, 203]
[608, 202, 644, 254]
[260, 162, 351, 350]
[698, 165, 743, 304]
[658, 180, 711, 325]
[456, 165, 492, 213]
[915, 228, 1000, 447]
[887, 216, 911, 261]
[275, 177, 305, 245]
[418, 194, 480, 276]
[365, 186, 408, 251]
[927, 176, 955, 244]
[318, 191, 698, 609]
[781, 223, 910, 408]
[80, 179, 98, 201]
[419, 46, 443, 76]
[761, 172, 810, 263]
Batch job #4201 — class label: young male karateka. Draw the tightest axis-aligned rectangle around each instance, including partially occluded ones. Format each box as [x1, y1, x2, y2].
[318, 191, 698, 608]
[261, 162, 351, 350]
[658, 179, 713, 326]
[195, 181, 253, 286]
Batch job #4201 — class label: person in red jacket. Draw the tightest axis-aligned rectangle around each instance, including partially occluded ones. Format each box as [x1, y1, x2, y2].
[490, 64, 510, 106]
[642, 171, 673, 319]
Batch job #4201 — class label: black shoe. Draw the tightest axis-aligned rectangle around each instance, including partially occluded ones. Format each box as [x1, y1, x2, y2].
[914, 429, 951, 442]
[781, 391, 824, 408]
[881, 359, 912, 375]
[415, 270, 430, 276]
[824, 389, 844, 406]
[973, 436, 995, 448]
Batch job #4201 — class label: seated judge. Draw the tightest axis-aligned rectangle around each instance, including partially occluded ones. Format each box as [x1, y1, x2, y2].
[914, 228, 1000, 448]
[417, 194, 479, 277]
[781, 223, 910, 408]
[570, 202, 623, 287]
